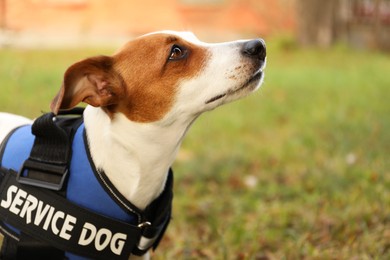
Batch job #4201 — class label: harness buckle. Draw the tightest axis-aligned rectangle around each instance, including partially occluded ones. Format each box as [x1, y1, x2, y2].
[17, 159, 68, 191]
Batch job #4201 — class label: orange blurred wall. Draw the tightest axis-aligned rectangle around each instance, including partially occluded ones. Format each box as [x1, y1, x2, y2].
[1, 0, 296, 44]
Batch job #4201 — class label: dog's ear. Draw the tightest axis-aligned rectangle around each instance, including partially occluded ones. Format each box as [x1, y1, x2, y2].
[50, 55, 124, 114]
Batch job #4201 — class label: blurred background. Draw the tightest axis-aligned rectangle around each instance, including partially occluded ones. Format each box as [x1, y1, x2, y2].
[0, 0, 389, 49]
[0, 0, 389, 259]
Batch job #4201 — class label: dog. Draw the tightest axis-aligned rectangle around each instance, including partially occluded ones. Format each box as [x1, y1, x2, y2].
[0, 31, 266, 259]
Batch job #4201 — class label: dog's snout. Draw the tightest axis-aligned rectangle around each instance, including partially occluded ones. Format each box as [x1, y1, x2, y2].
[242, 39, 266, 61]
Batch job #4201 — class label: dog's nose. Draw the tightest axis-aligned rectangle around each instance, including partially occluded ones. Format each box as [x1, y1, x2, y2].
[242, 39, 266, 61]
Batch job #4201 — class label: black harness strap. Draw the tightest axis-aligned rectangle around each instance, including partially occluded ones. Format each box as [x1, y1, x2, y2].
[18, 108, 84, 191]
[16, 233, 65, 260]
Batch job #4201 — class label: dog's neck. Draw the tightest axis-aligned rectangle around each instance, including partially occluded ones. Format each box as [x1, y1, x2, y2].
[83, 106, 192, 210]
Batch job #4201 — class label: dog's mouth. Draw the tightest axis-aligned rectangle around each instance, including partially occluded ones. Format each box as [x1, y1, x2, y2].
[205, 69, 263, 104]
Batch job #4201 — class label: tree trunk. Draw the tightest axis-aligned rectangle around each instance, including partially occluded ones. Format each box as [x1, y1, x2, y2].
[296, 0, 339, 47]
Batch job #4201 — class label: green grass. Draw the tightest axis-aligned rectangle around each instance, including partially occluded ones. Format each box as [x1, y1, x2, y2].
[1, 42, 389, 259]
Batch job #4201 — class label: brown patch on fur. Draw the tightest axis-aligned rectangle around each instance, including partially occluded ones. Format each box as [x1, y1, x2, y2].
[51, 33, 208, 122]
[111, 33, 208, 122]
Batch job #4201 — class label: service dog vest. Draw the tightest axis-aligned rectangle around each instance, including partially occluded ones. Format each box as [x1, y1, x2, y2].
[0, 111, 173, 260]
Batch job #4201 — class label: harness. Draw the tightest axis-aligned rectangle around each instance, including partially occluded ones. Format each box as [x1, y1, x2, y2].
[0, 109, 173, 260]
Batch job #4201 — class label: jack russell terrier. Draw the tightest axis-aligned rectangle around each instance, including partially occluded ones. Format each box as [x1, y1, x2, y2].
[0, 31, 266, 259]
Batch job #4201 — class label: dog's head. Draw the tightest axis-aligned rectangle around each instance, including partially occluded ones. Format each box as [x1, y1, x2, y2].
[51, 31, 266, 123]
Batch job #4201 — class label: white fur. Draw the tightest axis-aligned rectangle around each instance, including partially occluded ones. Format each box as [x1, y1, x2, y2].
[84, 106, 188, 210]
[0, 113, 32, 141]
[0, 31, 265, 259]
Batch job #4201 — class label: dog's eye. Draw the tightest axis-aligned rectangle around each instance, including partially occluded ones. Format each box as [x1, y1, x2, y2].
[169, 45, 187, 61]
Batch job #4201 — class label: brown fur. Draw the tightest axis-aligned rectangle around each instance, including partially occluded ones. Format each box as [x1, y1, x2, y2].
[51, 33, 208, 122]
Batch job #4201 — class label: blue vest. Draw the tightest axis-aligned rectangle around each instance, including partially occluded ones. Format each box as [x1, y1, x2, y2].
[0, 123, 138, 260]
